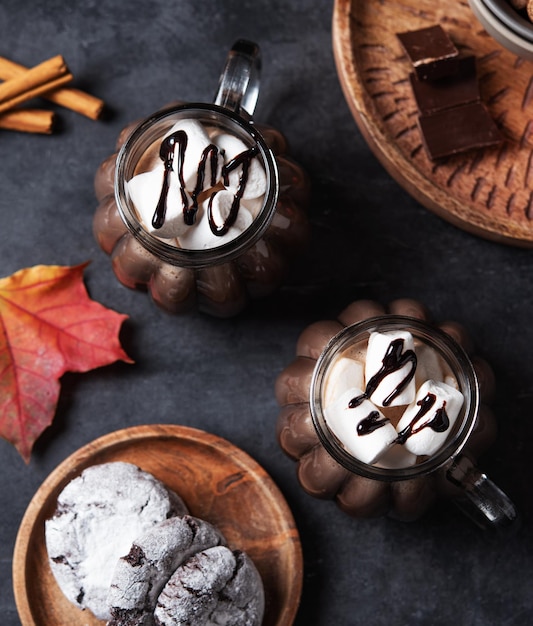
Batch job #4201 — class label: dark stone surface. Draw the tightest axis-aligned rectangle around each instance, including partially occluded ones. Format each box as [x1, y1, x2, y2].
[1, 1, 532, 625]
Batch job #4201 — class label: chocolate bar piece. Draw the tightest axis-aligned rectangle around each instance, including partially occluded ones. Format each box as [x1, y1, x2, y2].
[409, 55, 479, 115]
[397, 25, 459, 80]
[417, 102, 503, 160]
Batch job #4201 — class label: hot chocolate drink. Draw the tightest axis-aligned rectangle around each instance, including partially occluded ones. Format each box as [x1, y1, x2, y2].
[126, 118, 268, 250]
[321, 327, 464, 468]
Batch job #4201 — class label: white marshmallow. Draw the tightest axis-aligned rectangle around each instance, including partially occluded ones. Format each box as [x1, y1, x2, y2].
[396, 379, 464, 457]
[374, 444, 418, 469]
[323, 356, 364, 409]
[365, 331, 417, 407]
[415, 343, 445, 387]
[209, 189, 254, 233]
[176, 209, 223, 250]
[444, 374, 460, 389]
[242, 195, 265, 219]
[323, 388, 397, 465]
[127, 167, 190, 239]
[216, 133, 267, 199]
[164, 119, 221, 191]
[177, 197, 252, 251]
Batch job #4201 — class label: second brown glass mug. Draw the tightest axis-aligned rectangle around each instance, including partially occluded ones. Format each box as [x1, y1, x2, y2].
[276, 301, 517, 529]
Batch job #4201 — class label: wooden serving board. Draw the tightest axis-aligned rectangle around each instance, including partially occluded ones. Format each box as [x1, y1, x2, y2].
[333, 0, 533, 246]
[13, 425, 302, 626]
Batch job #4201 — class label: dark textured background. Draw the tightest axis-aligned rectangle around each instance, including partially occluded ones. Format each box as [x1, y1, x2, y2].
[1, 1, 532, 624]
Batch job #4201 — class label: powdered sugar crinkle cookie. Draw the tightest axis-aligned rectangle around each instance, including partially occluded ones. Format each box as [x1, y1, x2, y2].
[154, 545, 265, 626]
[107, 515, 226, 625]
[45, 461, 187, 621]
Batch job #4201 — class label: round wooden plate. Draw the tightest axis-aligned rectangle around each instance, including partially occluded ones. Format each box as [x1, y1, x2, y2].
[333, 0, 533, 246]
[13, 425, 303, 626]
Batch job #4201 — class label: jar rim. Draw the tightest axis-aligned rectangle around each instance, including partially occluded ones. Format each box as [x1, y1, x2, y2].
[310, 315, 480, 481]
[114, 102, 280, 269]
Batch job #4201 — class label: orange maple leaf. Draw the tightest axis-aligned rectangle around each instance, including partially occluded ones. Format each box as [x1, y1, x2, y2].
[0, 263, 132, 463]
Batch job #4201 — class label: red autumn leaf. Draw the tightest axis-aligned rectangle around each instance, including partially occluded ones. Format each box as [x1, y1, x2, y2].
[0, 262, 132, 463]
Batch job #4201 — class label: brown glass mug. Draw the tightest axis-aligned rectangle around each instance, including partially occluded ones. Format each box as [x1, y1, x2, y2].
[275, 299, 516, 528]
[93, 40, 309, 317]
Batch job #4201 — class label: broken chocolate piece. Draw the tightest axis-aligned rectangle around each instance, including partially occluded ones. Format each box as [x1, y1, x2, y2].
[397, 25, 459, 80]
[409, 55, 479, 115]
[417, 102, 503, 160]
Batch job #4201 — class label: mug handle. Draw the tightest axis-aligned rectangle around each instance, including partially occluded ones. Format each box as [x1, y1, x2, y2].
[446, 453, 517, 529]
[214, 39, 261, 117]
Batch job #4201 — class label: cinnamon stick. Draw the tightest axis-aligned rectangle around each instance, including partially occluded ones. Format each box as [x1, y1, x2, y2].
[0, 56, 104, 120]
[0, 55, 72, 116]
[0, 109, 55, 134]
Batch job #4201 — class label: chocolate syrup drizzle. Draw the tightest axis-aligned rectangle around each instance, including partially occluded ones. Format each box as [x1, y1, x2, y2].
[347, 338, 451, 445]
[153, 130, 189, 229]
[395, 392, 450, 444]
[356, 411, 390, 436]
[152, 128, 260, 236]
[210, 144, 259, 236]
[348, 338, 417, 437]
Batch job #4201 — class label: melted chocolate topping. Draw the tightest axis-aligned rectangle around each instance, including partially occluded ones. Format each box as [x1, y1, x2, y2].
[347, 337, 417, 437]
[343, 337, 453, 451]
[357, 411, 390, 436]
[153, 130, 190, 229]
[209, 145, 259, 236]
[396, 392, 450, 445]
[152, 128, 260, 237]
[365, 338, 417, 406]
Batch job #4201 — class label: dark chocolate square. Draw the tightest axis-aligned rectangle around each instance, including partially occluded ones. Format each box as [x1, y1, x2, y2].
[417, 102, 503, 160]
[397, 25, 459, 80]
[409, 56, 479, 115]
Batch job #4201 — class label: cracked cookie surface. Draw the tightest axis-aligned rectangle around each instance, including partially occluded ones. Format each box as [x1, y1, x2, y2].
[154, 545, 264, 626]
[107, 515, 225, 625]
[45, 461, 187, 621]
